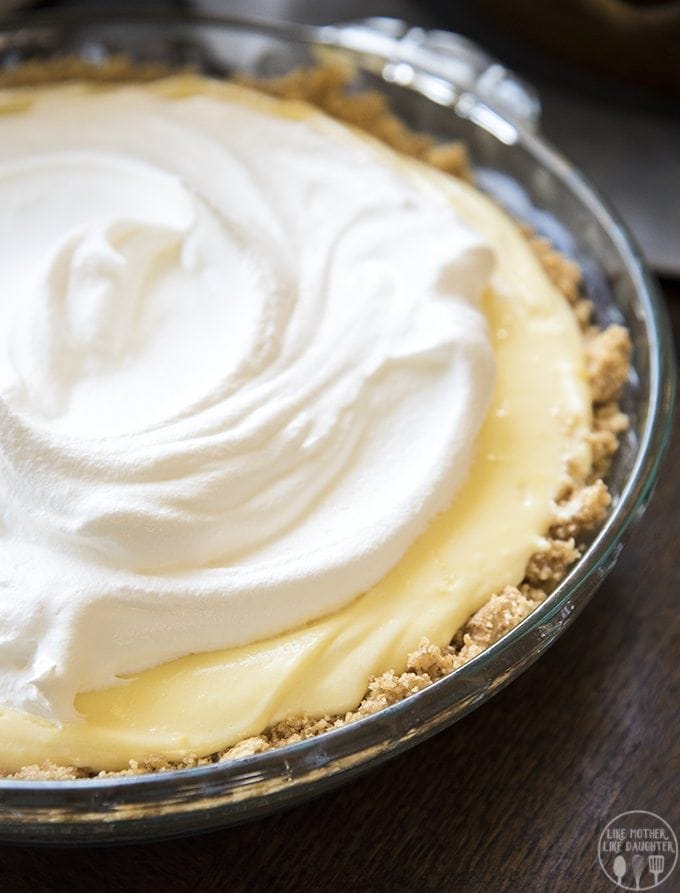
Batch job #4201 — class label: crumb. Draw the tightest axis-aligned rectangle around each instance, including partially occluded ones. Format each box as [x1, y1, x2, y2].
[586, 325, 632, 403]
[574, 298, 595, 329]
[458, 586, 544, 651]
[588, 401, 630, 478]
[219, 737, 271, 761]
[423, 142, 472, 181]
[524, 230, 583, 305]
[5, 762, 85, 781]
[550, 479, 611, 540]
[525, 538, 581, 589]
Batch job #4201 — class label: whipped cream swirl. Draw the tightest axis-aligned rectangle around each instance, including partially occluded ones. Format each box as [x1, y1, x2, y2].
[0, 82, 495, 719]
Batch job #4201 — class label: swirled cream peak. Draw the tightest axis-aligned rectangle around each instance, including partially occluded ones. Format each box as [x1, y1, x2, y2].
[0, 77, 494, 721]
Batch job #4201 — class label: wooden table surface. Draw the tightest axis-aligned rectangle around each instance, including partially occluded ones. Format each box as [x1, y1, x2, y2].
[2, 286, 678, 892]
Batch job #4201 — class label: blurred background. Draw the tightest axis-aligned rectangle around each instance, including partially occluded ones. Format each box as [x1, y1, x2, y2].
[1, 0, 678, 276]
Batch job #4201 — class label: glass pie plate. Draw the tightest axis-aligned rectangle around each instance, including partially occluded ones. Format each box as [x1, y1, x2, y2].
[0, 9, 674, 845]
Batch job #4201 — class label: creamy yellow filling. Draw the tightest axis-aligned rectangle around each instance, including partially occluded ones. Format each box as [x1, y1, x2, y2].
[0, 79, 591, 772]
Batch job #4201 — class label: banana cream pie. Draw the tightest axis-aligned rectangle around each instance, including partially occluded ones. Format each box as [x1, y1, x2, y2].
[0, 67, 629, 777]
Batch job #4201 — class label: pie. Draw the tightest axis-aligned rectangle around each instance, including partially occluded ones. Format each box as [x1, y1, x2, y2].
[0, 64, 630, 778]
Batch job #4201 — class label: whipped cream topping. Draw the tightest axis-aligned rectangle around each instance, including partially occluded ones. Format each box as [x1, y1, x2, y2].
[0, 81, 495, 720]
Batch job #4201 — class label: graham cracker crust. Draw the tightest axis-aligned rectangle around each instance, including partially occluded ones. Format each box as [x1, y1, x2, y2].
[1, 65, 630, 780]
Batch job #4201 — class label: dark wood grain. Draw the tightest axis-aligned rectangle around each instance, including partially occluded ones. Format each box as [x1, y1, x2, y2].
[2, 286, 678, 893]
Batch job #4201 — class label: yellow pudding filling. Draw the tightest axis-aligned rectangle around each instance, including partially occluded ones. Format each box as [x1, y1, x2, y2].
[0, 74, 596, 774]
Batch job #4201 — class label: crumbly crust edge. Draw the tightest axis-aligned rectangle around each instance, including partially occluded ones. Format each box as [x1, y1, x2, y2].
[0, 64, 631, 781]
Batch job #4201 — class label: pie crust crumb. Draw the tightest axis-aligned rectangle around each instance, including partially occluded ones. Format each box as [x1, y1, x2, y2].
[586, 325, 632, 404]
